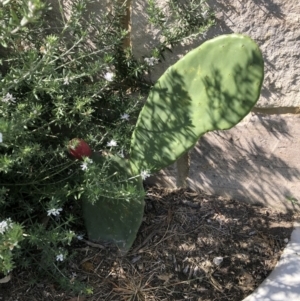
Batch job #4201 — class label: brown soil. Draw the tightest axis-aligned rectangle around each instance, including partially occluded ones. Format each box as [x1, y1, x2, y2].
[1, 187, 297, 301]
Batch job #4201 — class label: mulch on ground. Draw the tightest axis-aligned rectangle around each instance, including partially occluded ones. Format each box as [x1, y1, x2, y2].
[1, 187, 297, 301]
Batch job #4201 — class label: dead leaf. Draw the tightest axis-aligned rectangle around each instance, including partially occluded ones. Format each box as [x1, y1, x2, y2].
[157, 274, 172, 283]
[81, 261, 94, 272]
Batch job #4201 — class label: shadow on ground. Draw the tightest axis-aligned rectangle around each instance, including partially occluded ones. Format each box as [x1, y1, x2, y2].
[0, 188, 296, 301]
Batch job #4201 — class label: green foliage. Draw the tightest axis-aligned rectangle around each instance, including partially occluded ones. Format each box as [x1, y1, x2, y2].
[0, 219, 23, 275]
[0, 0, 45, 47]
[130, 34, 264, 173]
[286, 196, 299, 205]
[0, 0, 146, 289]
[0, 0, 214, 293]
[146, 0, 215, 57]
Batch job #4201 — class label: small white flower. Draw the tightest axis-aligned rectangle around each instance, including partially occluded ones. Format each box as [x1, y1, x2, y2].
[76, 234, 84, 240]
[47, 208, 63, 217]
[20, 16, 29, 26]
[0, 133, 2, 143]
[120, 113, 130, 121]
[104, 72, 114, 82]
[140, 170, 151, 180]
[2, 93, 16, 103]
[28, 1, 36, 14]
[144, 57, 158, 66]
[201, 10, 209, 21]
[63, 77, 70, 85]
[80, 162, 88, 171]
[80, 158, 93, 171]
[107, 139, 117, 147]
[56, 254, 64, 262]
[0, 218, 12, 235]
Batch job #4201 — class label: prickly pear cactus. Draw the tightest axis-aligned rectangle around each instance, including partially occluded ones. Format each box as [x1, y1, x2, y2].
[82, 154, 145, 253]
[82, 34, 264, 253]
[130, 34, 264, 173]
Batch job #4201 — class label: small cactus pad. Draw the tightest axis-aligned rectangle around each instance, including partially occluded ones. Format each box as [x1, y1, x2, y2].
[130, 34, 264, 173]
[82, 154, 145, 253]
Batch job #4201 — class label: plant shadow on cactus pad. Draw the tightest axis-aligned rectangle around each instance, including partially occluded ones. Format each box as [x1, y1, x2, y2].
[130, 34, 264, 174]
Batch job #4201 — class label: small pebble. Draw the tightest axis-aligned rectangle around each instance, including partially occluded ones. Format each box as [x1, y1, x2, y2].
[131, 255, 141, 263]
[213, 256, 223, 266]
[183, 265, 190, 274]
[137, 263, 144, 270]
[284, 238, 289, 243]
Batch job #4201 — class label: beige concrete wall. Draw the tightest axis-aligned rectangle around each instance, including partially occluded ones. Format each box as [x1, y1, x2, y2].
[131, 0, 300, 109]
[146, 113, 300, 212]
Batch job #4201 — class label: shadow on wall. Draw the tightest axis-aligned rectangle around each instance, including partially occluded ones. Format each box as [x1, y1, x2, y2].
[134, 0, 286, 106]
[147, 69, 300, 211]
[137, 0, 300, 213]
[251, 0, 285, 19]
[208, 0, 284, 19]
[208, 0, 292, 102]
[187, 113, 300, 212]
[139, 36, 298, 212]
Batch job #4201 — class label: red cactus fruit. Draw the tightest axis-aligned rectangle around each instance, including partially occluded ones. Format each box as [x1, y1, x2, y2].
[68, 138, 92, 160]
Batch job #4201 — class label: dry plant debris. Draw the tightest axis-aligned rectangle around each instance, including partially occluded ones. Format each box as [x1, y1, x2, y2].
[1, 187, 297, 301]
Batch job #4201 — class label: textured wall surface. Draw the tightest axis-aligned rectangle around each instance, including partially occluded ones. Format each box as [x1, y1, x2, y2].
[147, 113, 300, 212]
[188, 113, 300, 212]
[209, 0, 300, 108]
[131, 0, 300, 108]
[134, 1, 300, 211]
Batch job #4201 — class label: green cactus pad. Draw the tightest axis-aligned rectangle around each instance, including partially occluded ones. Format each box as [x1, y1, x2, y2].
[82, 154, 145, 253]
[130, 34, 264, 173]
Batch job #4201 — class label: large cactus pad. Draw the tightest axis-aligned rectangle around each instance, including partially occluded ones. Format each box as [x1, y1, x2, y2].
[130, 34, 264, 173]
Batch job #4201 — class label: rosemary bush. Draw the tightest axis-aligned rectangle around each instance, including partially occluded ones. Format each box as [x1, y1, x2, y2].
[0, 0, 214, 293]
